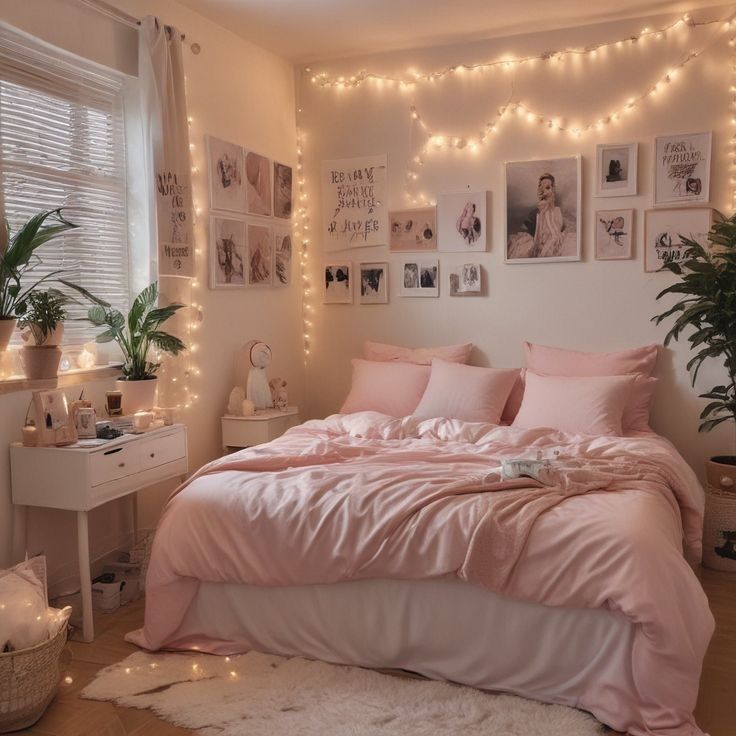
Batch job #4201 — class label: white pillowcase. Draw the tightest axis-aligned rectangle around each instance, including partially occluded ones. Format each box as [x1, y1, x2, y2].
[413, 360, 519, 424]
[512, 371, 636, 436]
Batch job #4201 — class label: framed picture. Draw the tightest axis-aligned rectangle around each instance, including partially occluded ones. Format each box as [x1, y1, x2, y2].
[324, 263, 353, 304]
[33, 389, 77, 446]
[209, 216, 246, 289]
[273, 161, 293, 219]
[400, 259, 439, 297]
[359, 262, 388, 304]
[595, 209, 634, 260]
[505, 156, 581, 263]
[273, 227, 292, 286]
[247, 222, 273, 286]
[654, 132, 711, 206]
[437, 192, 487, 252]
[389, 207, 437, 252]
[207, 136, 245, 213]
[245, 151, 272, 216]
[595, 143, 637, 197]
[644, 207, 714, 272]
[449, 263, 482, 296]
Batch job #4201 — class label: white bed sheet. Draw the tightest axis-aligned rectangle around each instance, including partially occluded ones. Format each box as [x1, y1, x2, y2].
[172, 576, 636, 709]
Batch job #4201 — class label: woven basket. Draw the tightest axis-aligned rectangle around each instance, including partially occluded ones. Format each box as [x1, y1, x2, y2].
[0, 624, 68, 733]
[703, 458, 736, 572]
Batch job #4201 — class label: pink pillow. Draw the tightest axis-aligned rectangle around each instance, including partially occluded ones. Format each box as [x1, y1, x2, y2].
[524, 342, 658, 378]
[340, 359, 430, 417]
[500, 368, 526, 424]
[363, 341, 472, 366]
[413, 360, 519, 424]
[512, 371, 636, 436]
[623, 376, 658, 433]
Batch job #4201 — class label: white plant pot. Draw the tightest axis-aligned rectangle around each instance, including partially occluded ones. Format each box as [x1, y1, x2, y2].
[0, 318, 16, 351]
[116, 377, 158, 415]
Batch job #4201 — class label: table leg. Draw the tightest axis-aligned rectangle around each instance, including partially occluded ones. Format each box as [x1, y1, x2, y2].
[11, 505, 27, 563]
[131, 492, 138, 546]
[76, 511, 94, 643]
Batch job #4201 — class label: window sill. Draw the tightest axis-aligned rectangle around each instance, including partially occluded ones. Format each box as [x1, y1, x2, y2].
[0, 364, 122, 396]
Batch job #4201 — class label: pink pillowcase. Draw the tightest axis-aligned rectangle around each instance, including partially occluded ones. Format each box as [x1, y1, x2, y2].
[413, 360, 519, 424]
[340, 359, 430, 417]
[623, 376, 658, 433]
[524, 342, 658, 378]
[500, 368, 526, 424]
[363, 341, 472, 366]
[512, 371, 636, 436]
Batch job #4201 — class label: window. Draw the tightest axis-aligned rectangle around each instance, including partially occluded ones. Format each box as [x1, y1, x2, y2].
[0, 24, 130, 345]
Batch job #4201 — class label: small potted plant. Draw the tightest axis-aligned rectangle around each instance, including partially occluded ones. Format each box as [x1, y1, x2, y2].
[0, 209, 78, 351]
[15, 289, 69, 380]
[80, 281, 186, 414]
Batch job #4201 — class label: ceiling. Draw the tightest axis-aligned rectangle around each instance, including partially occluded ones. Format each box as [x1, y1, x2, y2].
[176, 0, 721, 63]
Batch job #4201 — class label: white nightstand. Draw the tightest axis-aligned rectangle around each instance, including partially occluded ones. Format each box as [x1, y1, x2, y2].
[221, 407, 300, 452]
[10, 423, 188, 642]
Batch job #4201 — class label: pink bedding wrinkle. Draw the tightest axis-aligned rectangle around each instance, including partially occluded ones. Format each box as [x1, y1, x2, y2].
[128, 413, 713, 736]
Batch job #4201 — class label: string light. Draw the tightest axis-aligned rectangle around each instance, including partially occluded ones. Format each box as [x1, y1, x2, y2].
[295, 123, 312, 362]
[307, 11, 718, 89]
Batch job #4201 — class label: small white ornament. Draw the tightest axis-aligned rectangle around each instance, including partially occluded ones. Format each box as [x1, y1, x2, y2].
[241, 399, 255, 416]
[244, 340, 273, 410]
[227, 386, 246, 415]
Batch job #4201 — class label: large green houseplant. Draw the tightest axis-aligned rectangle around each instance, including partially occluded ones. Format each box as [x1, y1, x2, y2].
[653, 214, 736, 470]
[0, 209, 78, 350]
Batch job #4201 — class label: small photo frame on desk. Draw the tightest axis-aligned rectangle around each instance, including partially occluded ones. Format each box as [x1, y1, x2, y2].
[32, 389, 77, 446]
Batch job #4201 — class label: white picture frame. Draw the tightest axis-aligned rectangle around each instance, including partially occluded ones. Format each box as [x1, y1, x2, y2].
[400, 259, 439, 297]
[437, 192, 488, 252]
[644, 207, 714, 273]
[654, 132, 711, 206]
[207, 136, 246, 213]
[595, 209, 634, 261]
[245, 150, 272, 217]
[504, 156, 581, 263]
[209, 216, 246, 289]
[595, 143, 637, 198]
[273, 226, 292, 287]
[324, 262, 353, 304]
[246, 221, 273, 286]
[389, 207, 437, 252]
[358, 262, 389, 304]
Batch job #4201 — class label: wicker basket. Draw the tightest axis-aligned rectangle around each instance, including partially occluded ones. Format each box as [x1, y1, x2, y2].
[0, 624, 68, 733]
[703, 458, 736, 572]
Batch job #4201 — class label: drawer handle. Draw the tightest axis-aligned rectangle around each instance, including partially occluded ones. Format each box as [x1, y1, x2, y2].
[150, 452, 155, 458]
[103, 447, 123, 456]
[118, 462, 125, 468]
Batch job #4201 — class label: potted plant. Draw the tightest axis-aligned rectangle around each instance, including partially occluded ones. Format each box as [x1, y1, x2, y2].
[15, 289, 69, 379]
[653, 214, 736, 482]
[0, 209, 78, 350]
[81, 281, 186, 414]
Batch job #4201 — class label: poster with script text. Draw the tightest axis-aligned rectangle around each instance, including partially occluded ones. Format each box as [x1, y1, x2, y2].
[322, 155, 388, 249]
[654, 132, 711, 206]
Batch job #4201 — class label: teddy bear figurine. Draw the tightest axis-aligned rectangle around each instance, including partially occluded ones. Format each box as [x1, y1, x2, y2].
[269, 377, 288, 411]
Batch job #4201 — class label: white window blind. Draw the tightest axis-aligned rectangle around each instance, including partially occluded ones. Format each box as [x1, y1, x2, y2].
[0, 25, 130, 345]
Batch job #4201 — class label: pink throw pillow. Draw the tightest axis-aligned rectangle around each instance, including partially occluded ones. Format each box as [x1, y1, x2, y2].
[524, 342, 658, 378]
[623, 376, 658, 433]
[413, 360, 519, 424]
[500, 368, 526, 424]
[363, 341, 472, 366]
[340, 359, 431, 417]
[512, 372, 636, 436]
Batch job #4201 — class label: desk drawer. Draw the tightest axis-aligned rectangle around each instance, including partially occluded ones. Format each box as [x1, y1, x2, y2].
[138, 431, 186, 471]
[90, 444, 140, 487]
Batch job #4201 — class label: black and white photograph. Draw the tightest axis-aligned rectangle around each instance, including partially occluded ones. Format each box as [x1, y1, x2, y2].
[654, 132, 711, 206]
[209, 216, 246, 289]
[246, 150, 272, 216]
[449, 263, 482, 295]
[595, 209, 634, 260]
[437, 191, 488, 252]
[207, 136, 245, 213]
[595, 143, 637, 197]
[247, 222, 273, 286]
[389, 207, 437, 251]
[400, 259, 439, 297]
[273, 161, 293, 219]
[505, 156, 581, 263]
[273, 227, 292, 286]
[359, 262, 388, 304]
[644, 207, 713, 272]
[324, 263, 353, 304]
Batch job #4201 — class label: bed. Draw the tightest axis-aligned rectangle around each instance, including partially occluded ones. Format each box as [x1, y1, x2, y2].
[127, 410, 714, 736]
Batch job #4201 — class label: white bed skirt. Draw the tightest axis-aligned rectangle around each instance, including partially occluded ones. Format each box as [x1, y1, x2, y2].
[172, 577, 636, 708]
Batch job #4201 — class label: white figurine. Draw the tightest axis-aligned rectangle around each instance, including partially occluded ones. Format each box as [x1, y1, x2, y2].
[241, 399, 255, 416]
[227, 386, 246, 416]
[269, 377, 288, 411]
[244, 340, 273, 410]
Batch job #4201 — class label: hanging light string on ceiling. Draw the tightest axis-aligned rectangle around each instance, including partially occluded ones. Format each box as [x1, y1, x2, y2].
[307, 10, 732, 90]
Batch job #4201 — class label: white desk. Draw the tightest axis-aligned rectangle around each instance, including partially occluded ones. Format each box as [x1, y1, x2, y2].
[11, 423, 188, 642]
[221, 407, 299, 452]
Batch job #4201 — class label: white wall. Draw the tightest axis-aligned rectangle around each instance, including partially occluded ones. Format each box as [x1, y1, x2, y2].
[0, 0, 301, 584]
[300, 6, 734, 476]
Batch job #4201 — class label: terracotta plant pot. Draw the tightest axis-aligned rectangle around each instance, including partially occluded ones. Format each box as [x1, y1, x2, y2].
[703, 456, 736, 571]
[0, 318, 16, 351]
[116, 377, 158, 415]
[24, 323, 64, 347]
[20, 345, 62, 381]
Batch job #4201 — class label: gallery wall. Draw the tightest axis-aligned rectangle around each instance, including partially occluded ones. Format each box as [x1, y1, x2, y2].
[299, 5, 735, 475]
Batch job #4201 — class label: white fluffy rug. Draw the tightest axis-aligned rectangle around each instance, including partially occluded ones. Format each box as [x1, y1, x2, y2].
[83, 650, 606, 735]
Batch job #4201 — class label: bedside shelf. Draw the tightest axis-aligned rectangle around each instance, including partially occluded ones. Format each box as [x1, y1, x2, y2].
[221, 407, 299, 452]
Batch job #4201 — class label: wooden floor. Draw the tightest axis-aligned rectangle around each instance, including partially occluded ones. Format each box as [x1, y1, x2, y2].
[19, 567, 736, 736]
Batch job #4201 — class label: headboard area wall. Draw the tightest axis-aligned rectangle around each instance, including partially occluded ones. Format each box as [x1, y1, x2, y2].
[299, 4, 735, 475]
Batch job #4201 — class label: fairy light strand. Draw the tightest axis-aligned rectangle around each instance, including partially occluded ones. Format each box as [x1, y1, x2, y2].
[295, 124, 313, 362]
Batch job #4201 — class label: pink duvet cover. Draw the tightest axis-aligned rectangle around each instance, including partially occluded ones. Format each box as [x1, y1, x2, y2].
[128, 412, 713, 736]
